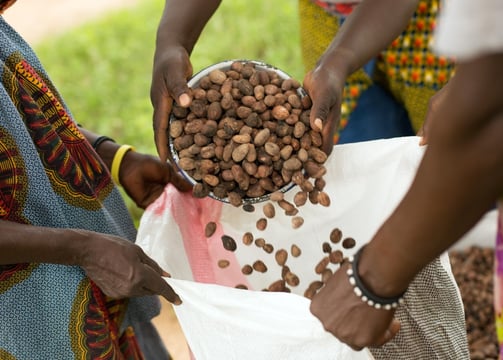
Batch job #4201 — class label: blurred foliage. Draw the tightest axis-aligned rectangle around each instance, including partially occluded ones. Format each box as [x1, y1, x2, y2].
[35, 0, 304, 223]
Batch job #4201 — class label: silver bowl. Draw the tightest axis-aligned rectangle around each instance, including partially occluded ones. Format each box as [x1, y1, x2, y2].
[169, 59, 307, 205]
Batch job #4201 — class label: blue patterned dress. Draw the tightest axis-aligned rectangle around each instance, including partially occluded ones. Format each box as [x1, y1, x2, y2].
[0, 13, 159, 360]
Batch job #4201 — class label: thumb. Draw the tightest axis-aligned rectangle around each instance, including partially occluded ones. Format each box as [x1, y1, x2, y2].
[309, 99, 330, 132]
[375, 319, 401, 347]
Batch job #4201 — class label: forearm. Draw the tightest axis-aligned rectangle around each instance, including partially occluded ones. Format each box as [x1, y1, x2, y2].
[361, 54, 503, 296]
[0, 220, 91, 266]
[317, 0, 418, 78]
[157, 0, 221, 54]
[79, 127, 124, 171]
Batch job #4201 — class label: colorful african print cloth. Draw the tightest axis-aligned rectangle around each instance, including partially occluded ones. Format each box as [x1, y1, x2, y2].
[300, 0, 456, 143]
[0, 16, 158, 359]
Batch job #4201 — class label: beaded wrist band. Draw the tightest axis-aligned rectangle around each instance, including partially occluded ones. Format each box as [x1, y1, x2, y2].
[111, 144, 135, 186]
[346, 246, 406, 310]
[92, 136, 115, 150]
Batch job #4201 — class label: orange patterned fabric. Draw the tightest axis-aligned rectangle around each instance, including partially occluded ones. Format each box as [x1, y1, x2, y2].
[300, 0, 456, 141]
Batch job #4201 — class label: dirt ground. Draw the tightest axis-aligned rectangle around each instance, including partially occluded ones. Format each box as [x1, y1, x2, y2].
[3, 1, 190, 359]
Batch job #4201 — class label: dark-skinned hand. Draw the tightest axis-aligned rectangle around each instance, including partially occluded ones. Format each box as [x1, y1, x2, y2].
[303, 66, 346, 156]
[151, 45, 193, 163]
[119, 150, 192, 209]
[310, 261, 400, 351]
[418, 80, 452, 146]
[77, 229, 182, 304]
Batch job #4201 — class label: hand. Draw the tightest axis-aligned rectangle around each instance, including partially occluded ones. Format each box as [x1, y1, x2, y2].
[151, 45, 194, 162]
[419, 81, 451, 146]
[303, 65, 345, 155]
[310, 261, 400, 350]
[120, 150, 192, 209]
[79, 230, 181, 304]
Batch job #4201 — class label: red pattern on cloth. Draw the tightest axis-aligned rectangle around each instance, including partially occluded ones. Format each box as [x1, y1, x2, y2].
[311, 1, 358, 16]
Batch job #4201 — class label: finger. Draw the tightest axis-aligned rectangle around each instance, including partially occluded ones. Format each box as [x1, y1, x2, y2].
[165, 60, 193, 108]
[169, 169, 193, 192]
[138, 248, 166, 275]
[419, 127, 429, 146]
[142, 265, 183, 305]
[153, 96, 172, 163]
[373, 318, 401, 347]
[321, 109, 339, 156]
[162, 286, 182, 306]
[309, 91, 336, 134]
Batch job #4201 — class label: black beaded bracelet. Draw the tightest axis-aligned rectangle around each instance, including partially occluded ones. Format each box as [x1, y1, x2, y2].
[92, 136, 115, 150]
[346, 245, 406, 310]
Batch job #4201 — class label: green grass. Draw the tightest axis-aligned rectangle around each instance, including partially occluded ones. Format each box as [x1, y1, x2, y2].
[34, 0, 303, 222]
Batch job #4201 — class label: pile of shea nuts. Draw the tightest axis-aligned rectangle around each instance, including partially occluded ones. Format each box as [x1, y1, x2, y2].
[449, 246, 498, 359]
[170, 60, 328, 206]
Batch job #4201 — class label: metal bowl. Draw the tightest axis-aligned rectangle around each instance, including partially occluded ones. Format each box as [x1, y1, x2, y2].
[169, 59, 307, 205]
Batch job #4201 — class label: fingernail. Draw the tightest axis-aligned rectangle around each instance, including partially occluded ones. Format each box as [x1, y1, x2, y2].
[314, 118, 323, 131]
[179, 93, 190, 107]
[174, 296, 182, 305]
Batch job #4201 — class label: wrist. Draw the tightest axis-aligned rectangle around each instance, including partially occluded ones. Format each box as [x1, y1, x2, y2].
[357, 243, 410, 299]
[92, 136, 115, 152]
[317, 47, 357, 81]
[347, 245, 406, 310]
[92, 138, 135, 186]
[111, 145, 135, 186]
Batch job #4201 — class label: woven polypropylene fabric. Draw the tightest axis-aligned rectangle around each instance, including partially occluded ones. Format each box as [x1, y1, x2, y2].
[370, 257, 470, 360]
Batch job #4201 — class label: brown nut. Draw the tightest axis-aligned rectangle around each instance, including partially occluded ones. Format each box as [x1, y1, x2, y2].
[315, 256, 330, 274]
[330, 228, 343, 244]
[268, 279, 286, 292]
[218, 259, 230, 268]
[205, 221, 217, 237]
[291, 216, 304, 229]
[284, 271, 300, 287]
[342, 237, 356, 249]
[242, 264, 253, 275]
[291, 244, 302, 257]
[256, 218, 268, 231]
[221, 235, 237, 252]
[242, 232, 254, 245]
[275, 249, 288, 266]
[263, 202, 276, 219]
[253, 260, 268, 273]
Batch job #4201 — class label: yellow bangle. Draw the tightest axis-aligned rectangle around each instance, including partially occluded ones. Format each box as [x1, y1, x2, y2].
[111, 144, 135, 185]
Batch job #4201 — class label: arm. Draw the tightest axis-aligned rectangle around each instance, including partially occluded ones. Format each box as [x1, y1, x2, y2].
[303, 0, 419, 154]
[151, 0, 222, 161]
[362, 54, 503, 294]
[311, 53, 503, 349]
[0, 219, 181, 303]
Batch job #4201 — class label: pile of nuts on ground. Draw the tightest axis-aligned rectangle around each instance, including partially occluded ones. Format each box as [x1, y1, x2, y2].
[449, 246, 498, 359]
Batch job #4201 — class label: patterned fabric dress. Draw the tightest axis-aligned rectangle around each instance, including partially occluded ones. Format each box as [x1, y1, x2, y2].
[299, 0, 456, 143]
[0, 13, 159, 360]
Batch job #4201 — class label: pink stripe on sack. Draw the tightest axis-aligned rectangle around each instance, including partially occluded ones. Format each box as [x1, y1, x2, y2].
[166, 185, 250, 287]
